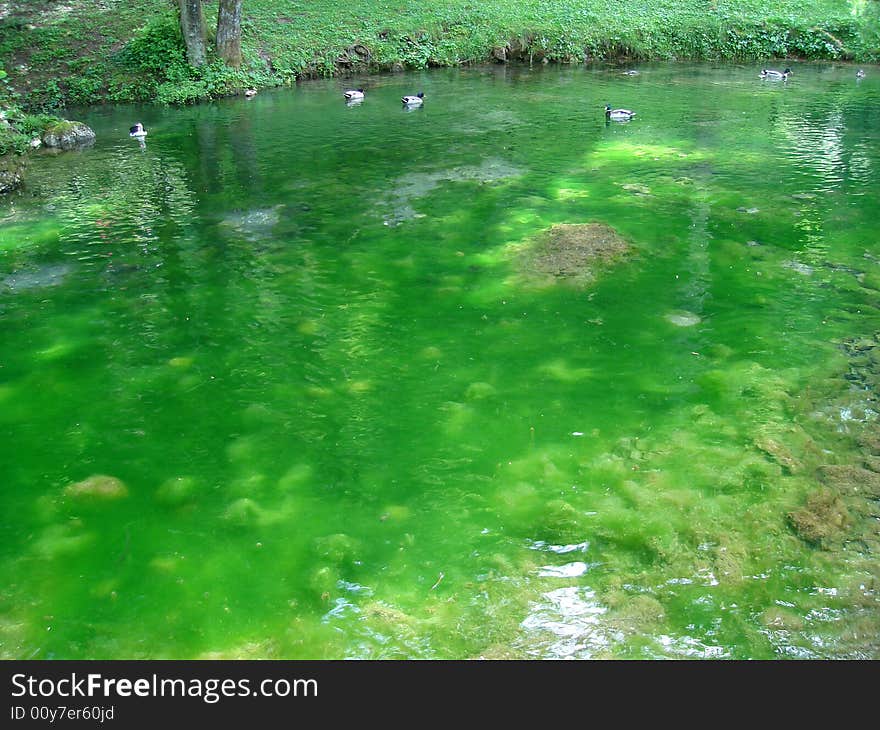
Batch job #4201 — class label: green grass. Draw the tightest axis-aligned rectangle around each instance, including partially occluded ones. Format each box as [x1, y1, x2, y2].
[0, 0, 877, 109]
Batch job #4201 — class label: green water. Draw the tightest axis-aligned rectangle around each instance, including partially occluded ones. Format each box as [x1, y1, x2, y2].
[1, 63, 879, 659]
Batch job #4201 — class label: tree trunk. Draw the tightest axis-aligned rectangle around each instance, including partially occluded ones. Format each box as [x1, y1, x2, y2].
[216, 0, 243, 68]
[178, 0, 207, 67]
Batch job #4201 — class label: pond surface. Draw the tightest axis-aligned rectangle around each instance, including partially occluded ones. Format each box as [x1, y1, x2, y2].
[1, 63, 879, 659]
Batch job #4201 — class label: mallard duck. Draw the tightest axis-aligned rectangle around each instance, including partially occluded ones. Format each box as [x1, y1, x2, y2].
[343, 89, 365, 101]
[129, 123, 147, 138]
[402, 92, 424, 106]
[856, 69, 865, 79]
[760, 67, 791, 80]
[604, 105, 636, 121]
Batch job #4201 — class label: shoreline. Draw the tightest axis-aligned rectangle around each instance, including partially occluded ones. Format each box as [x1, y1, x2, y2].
[0, 0, 875, 109]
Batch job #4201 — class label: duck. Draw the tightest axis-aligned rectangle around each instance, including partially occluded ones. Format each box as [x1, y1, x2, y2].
[857, 69, 865, 79]
[604, 105, 636, 121]
[129, 122, 147, 138]
[760, 67, 791, 80]
[621, 70, 640, 76]
[402, 92, 424, 106]
[343, 89, 365, 101]
[244, 88, 257, 98]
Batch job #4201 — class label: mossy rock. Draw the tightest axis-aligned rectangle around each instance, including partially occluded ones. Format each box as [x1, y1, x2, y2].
[754, 435, 803, 474]
[857, 433, 880, 455]
[817, 464, 880, 498]
[362, 601, 415, 628]
[198, 640, 279, 660]
[41, 121, 95, 150]
[63, 474, 128, 500]
[473, 644, 527, 659]
[0, 152, 27, 194]
[520, 222, 633, 288]
[761, 606, 804, 631]
[787, 488, 850, 547]
[535, 499, 584, 543]
[607, 593, 666, 631]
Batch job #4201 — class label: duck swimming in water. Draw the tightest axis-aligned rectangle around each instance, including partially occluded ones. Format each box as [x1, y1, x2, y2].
[343, 89, 365, 101]
[604, 105, 636, 121]
[402, 92, 424, 106]
[760, 67, 791, 80]
[129, 122, 147, 138]
[857, 69, 866, 79]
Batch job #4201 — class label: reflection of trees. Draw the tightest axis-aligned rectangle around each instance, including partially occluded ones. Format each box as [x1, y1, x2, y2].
[184, 104, 263, 198]
[769, 81, 878, 265]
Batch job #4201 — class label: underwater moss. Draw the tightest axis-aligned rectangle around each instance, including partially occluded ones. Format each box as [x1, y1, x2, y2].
[313, 533, 361, 565]
[606, 593, 667, 632]
[761, 606, 805, 631]
[817, 465, 880, 499]
[519, 222, 633, 288]
[754, 435, 803, 475]
[787, 488, 851, 548]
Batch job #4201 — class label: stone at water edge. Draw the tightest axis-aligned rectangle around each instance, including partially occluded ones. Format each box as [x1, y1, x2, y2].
[41, 121, 96, 150]
[0, 153, 27, 194]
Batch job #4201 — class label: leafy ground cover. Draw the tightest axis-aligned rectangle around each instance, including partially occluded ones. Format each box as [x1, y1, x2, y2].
[0, 0, 877, 109]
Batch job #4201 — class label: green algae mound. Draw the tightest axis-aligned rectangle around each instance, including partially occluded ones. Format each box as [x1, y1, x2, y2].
[63, 474, 128, 500]
[788, 488, 851, 547]
[520, 222, 632, 288]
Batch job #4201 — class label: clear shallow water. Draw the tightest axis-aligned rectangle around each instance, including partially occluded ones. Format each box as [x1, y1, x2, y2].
[1, 63, 879, 659]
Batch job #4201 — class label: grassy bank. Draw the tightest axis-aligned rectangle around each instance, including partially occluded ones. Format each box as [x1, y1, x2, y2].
[0, 0, 878, 109]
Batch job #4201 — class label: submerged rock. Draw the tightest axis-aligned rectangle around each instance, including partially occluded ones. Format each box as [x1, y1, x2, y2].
[63, 474, 128, 500]
[665, 310, 702, 327]
[2, 263, 72, 292]
[313, 533, 360, 564]
[223, 497, 263, 526]
[782, 260, 814, 276]
[465, 381, 496, 400]
[621, 183, 651, 196]
[817, 464, 880, 498]
[535, 499, 584, 543]
[761, 606, 804, 630]
[32, 522, 93, 558]
[754, 436, 802, 474]
[219, 206, 283, 240]
[520, 222, 632, 288]
[606, 593, 666, 631]
[381, 159, 522, 225]
[309, 565, 339, 596]
[788, 488, 850, 547]
[156, 476, 201, 506]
